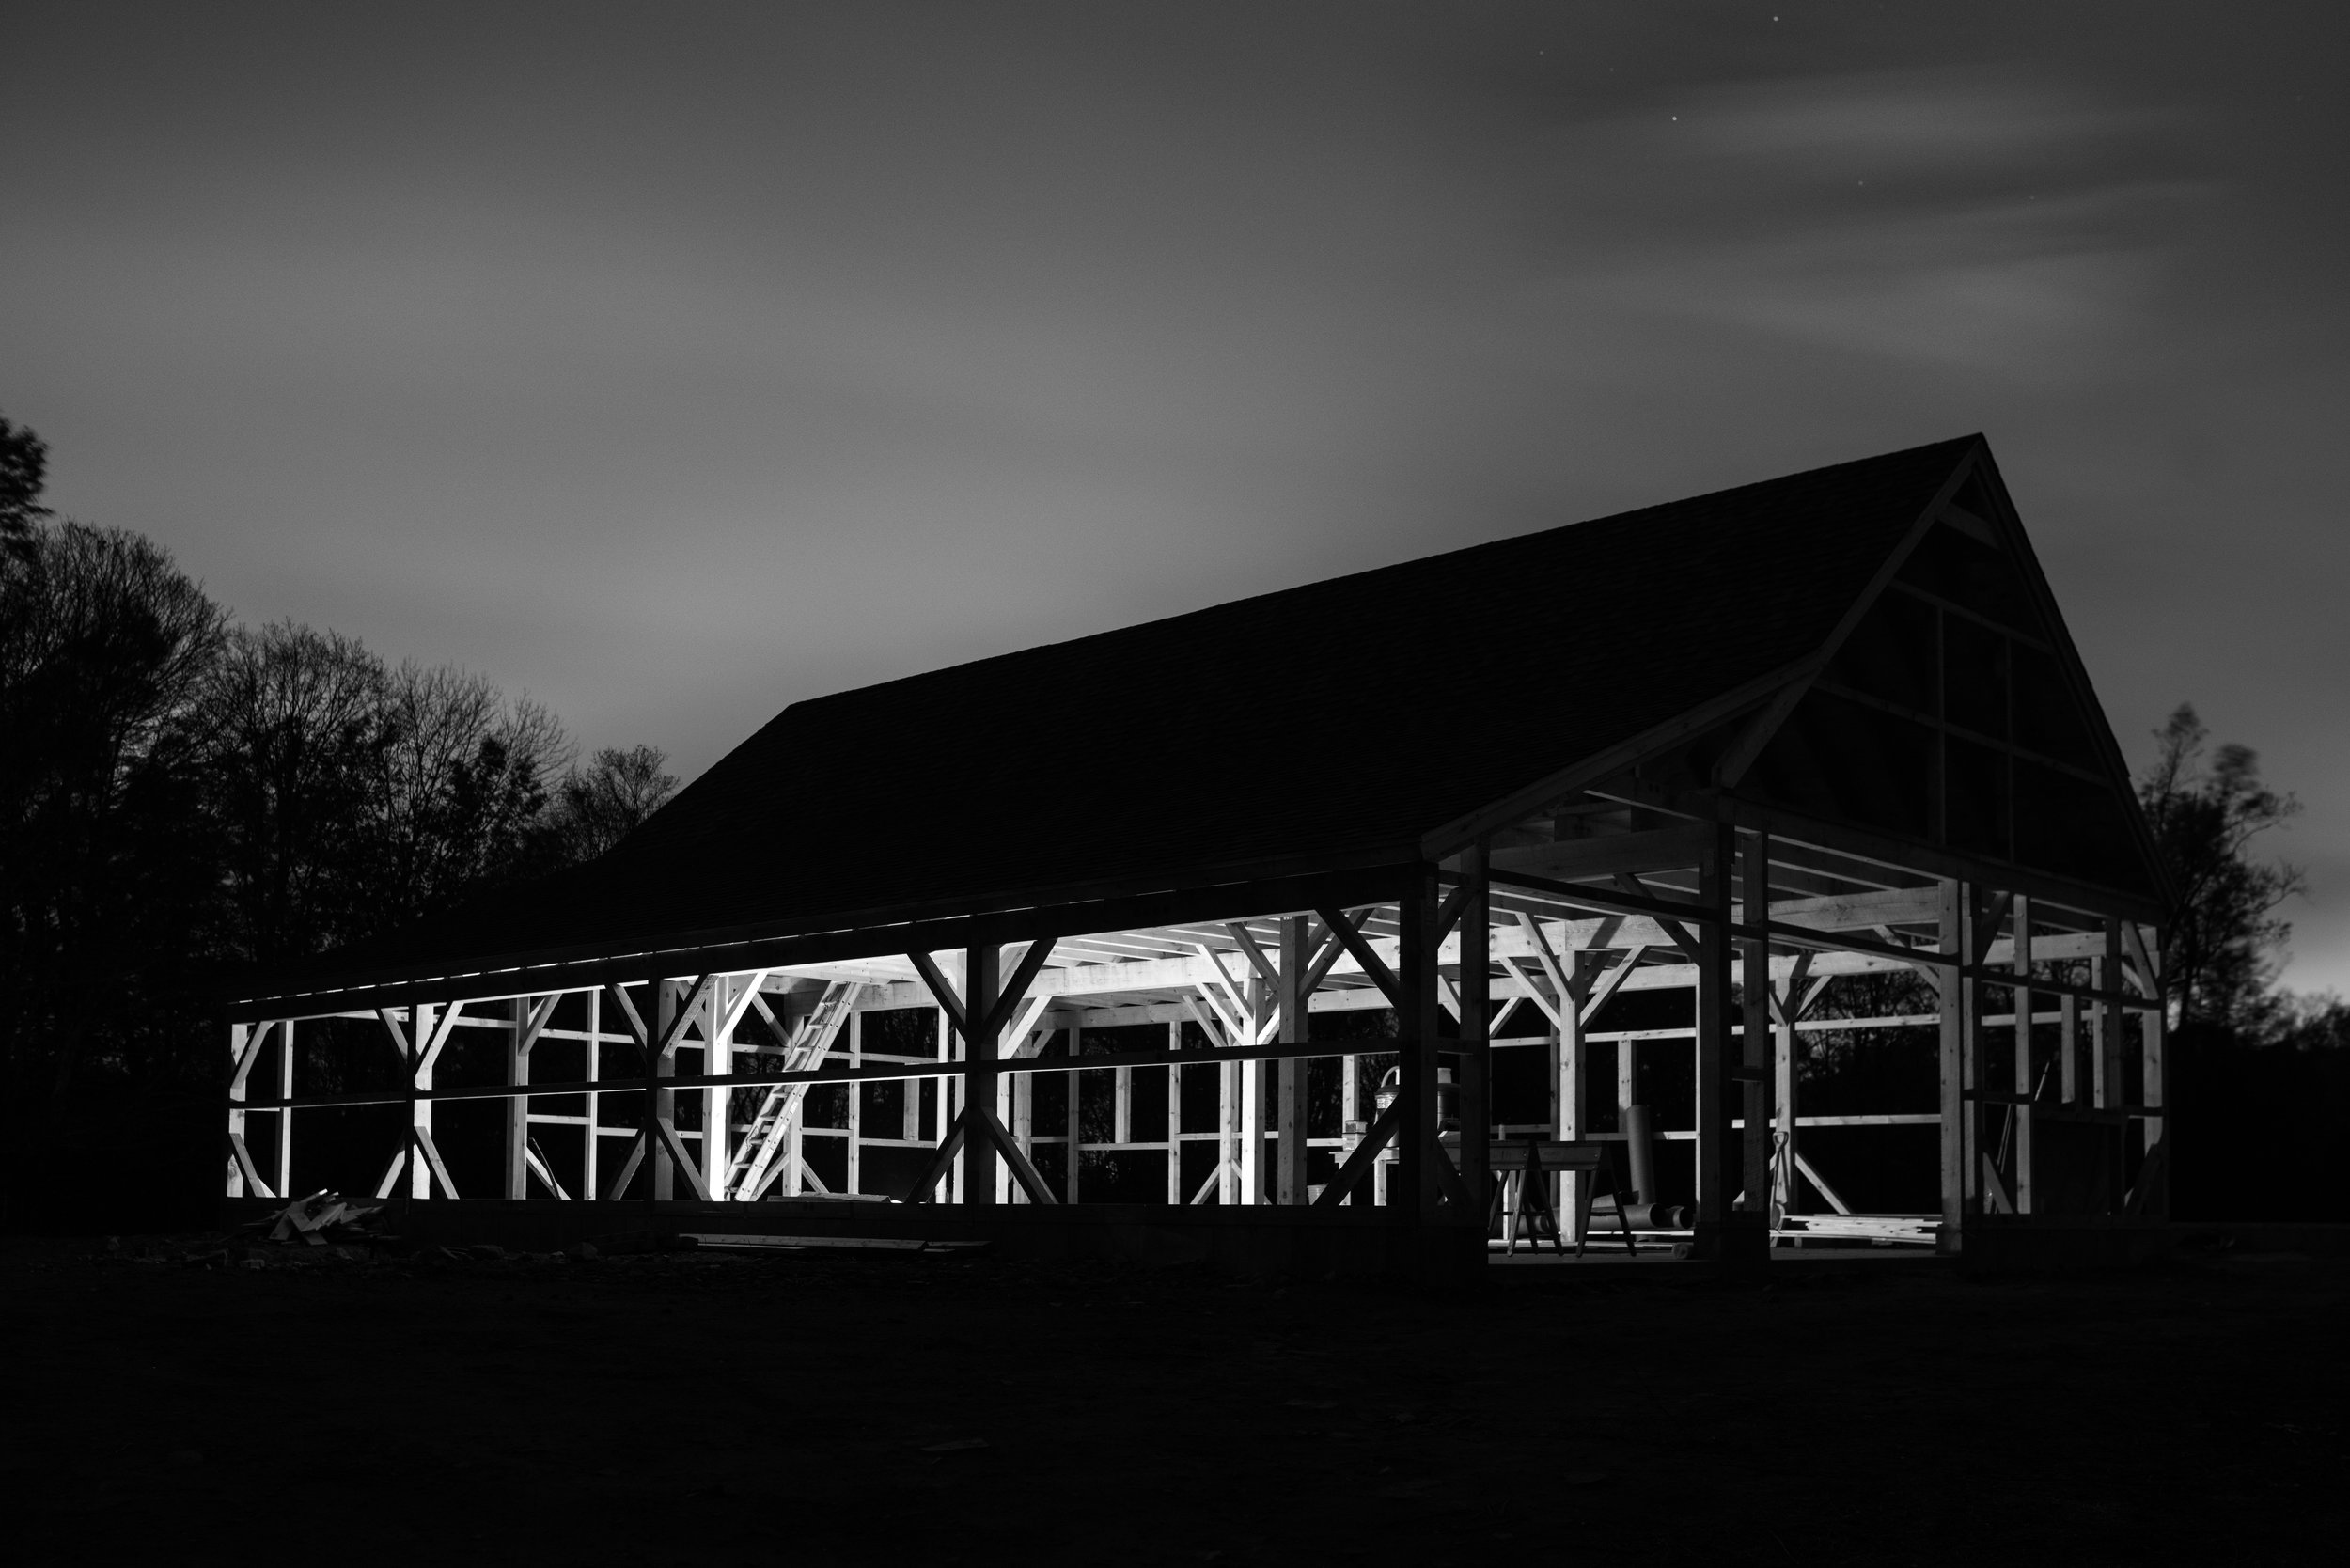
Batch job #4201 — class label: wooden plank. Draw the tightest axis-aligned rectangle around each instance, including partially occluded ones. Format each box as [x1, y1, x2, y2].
[1935, 882, 1966, 1252]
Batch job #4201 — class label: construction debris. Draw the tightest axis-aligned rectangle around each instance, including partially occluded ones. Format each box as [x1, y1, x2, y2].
[260, 1189, 390, 1247]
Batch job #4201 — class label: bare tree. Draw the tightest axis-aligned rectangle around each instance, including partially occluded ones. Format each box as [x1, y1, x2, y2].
[0, 520, 226, 1118]
[540, 744, 680, 865]
[2137, 704, 2305, 1033]
[0, 412, 52, 567]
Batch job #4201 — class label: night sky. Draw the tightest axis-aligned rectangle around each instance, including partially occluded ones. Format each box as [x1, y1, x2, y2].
[8, 5, 2346, 986]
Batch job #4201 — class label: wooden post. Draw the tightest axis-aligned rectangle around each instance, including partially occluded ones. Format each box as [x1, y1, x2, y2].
[1237, 1005, 1263, 1205]
[584, 990, 601, 1202]
[1692, 830, 1731, 1230]
[274, 1020, 295, 1199]
[1739, 830, 1772, 1216]
[926, 1001, 945, 1213]
[1458, 844, 1492, 1221]
[1935, 880, 1965, 1253]
[1013, 1031, 1035, 1206]
[226, 1023, 250, 1198]
[650, 986, 674, 1202]
[1397, 870, 1440, 1216]
[503, 997, 530, 1200]
[847, 1009, 863, 1197]
[2097, 923, 2125, 1213]
[703, 976, 733, 1201]
[412, 1002, 437, 1201]
[1340, 1041, 1360, 1208]
[2096, 924, 2123, 1112]
[1277, 916, 1310, 1205]
[1558, 952, 1587, 1242]
[1961, 894, 1986, 1212]
[1219, 1036, 1238, 1205]
[963, 942, 999, 1208]
[2060, 991, 2080, 1106]
[2013, 896, 2034, 1214]
[1167, 1020, 1183, 1205]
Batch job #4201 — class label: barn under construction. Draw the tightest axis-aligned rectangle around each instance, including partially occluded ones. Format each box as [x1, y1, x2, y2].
[222, 434, 2172, 1274]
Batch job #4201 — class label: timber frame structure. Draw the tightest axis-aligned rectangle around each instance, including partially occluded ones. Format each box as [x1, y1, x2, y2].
[223, 437, 2173, 1274]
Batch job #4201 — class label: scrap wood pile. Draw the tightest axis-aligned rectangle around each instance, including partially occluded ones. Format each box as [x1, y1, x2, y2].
[258, 1189, 390, 1247]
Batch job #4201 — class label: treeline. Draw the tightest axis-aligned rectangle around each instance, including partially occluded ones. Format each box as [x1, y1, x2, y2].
[2, 414, 677, 1227]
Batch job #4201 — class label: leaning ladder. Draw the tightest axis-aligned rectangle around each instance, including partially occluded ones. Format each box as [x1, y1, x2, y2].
[721, 982, 861, 1201]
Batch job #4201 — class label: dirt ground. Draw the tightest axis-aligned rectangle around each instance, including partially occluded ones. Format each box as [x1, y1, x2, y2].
[6, 1237, 2343, 1566]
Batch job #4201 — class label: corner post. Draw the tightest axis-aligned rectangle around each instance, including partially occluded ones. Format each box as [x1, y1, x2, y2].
[962, 942, 999, 1208]
[1277, 916, 1310, 1204]
[649, 983, 676, 1203]
[1691, 825, 1733, 1235]
[1457, 842, 1492, 1219]
[1396, 869, 1441, 1216]
[1556, 949, 1588, 1242]
[274, 1021, 294, 1198]
[410, 1003, 436, 1201]
[502, 997, 529, 1200]
[703, 976, 734, 1201]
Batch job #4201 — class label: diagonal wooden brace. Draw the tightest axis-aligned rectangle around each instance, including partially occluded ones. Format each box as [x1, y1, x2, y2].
[1312, 1095, 1402, 1209]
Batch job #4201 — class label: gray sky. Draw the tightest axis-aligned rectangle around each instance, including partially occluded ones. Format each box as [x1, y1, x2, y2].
[8, 3, 2348, 987]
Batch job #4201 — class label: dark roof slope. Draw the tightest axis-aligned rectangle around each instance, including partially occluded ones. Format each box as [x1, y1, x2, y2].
[284, 435, 1982, 986]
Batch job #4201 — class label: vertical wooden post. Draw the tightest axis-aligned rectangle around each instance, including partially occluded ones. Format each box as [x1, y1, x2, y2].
[2060, 991, 2080, 1106]
[650, 985, 674, 1202]
[1237, 1005, 1262, 1205]
[1961, 894, 1985, 1212]
[847, 1009, 863, 1197]
[937, 1002, 957, 1204]
[2097, 923, 2125, 1213]
[1340, 1040, 1360, 1208]
[584, 990, 602, 1203]
[503, 997, 530, 1200]
[1935, 880, 1966, 1253]
[1457, 845, 1492, 1221]
[226, 1023, 250, 1198]
[1013, 1031, 1035, 1206]
[2012, 896, 2034, 1214]
[274, 1020, 295, 1199]
[963, 943, 999, 1209]
[1739, 830, 1773, 1216]
[1277, 917, 1310, 1204]
[1219, 1038, 1238, 1205]
[1558, 951, 1588, 1241]
[411, 1002, 437, 1201]
[703, 976, 733, 1201]
[1167, 1020, 1183, 1205]
[1067, 1021, 1084, 1203]
[1397, 870, 1440, 1216]
[2096, 924, 2123, 1111]
[1692, 829, 1731, 1230]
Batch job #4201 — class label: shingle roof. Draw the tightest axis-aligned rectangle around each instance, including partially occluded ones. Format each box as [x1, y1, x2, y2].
[285, 434, 1982, 986]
